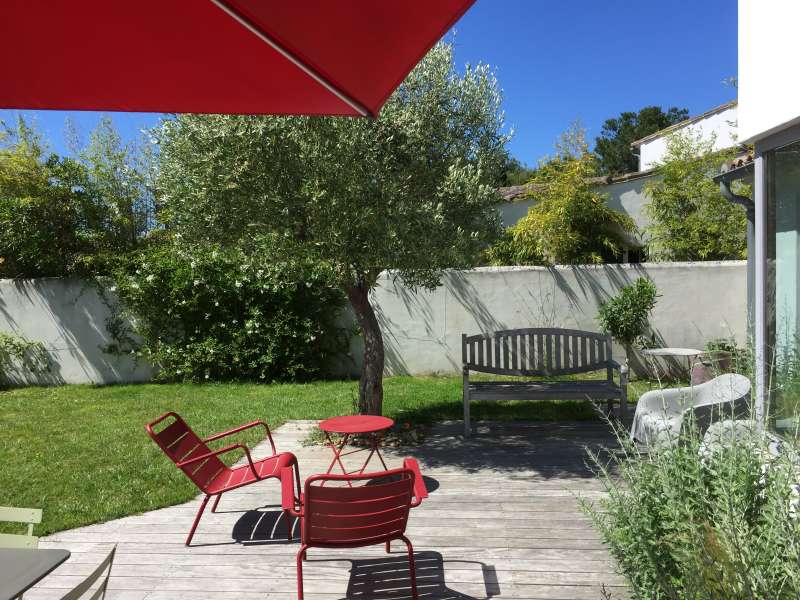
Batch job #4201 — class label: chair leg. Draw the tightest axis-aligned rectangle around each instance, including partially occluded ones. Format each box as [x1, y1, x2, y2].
[211, 494, 221, 513]
[288, 457, 301, 541]
[285, 509, 293, 540]
[400, 535, 418, 600]
[186, 494, 210, 546]
[296, 544, 308, 600]
[386, 540, 391, 553]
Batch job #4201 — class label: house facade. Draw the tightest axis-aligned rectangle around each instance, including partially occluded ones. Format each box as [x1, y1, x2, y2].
[735, 0, 800, 427]
[632, 101, 739, 171]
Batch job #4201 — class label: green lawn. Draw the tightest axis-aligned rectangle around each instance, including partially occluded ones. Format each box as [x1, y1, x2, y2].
[0, 376, 655, 536]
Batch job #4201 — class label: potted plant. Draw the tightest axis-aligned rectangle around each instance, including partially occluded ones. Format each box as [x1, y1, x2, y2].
[597, 278, 658, 375]
[705, 338, 736, 373]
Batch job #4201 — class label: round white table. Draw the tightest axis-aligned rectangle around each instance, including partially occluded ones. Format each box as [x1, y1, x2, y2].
[641, 347, 705, 381]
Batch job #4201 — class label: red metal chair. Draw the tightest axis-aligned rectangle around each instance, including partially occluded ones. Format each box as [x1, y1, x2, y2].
[281, 458, 429, 600]
[146, 411, 300, 546]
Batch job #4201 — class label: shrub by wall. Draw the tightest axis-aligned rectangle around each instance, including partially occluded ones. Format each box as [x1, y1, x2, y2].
[112, 237, 346, 382]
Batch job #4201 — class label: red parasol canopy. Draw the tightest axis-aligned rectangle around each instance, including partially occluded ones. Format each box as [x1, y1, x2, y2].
[2, 0, 475, 117]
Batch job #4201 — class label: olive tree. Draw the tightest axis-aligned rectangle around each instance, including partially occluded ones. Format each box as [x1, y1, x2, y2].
[156, 42, 509, 415]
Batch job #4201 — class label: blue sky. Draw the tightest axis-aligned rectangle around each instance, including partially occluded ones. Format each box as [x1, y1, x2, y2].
[0, 0, 737, 166]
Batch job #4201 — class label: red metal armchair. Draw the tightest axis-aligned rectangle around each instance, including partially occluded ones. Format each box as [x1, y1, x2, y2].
[281, 458, 429, 600]
[146, 412, 300, 546]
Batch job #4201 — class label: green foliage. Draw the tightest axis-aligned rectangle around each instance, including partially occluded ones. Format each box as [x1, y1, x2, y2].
[585, 421, 800, 599]
[0, 117, 152, 277]
[111, 237, 346, 383]
[0, 332, 50, 380]
[156, 41, 507, 291]
[597, 278, 658, 347]
[487, 125, 636, 265]
[595, 106, 689, 175]
[154, 41, 509, 414]
[500, 156, 537, 186]
[644, 131, 748, 261]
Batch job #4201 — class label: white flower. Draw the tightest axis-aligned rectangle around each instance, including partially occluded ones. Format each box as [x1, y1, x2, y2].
[235, 281, 243, 288]
[193, 279, 201, 286]
[145, 274, 155, 283]
[214, 301, 219, 307]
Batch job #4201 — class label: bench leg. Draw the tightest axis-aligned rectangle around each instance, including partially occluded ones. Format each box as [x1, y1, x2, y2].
[462, 371, 470, 438]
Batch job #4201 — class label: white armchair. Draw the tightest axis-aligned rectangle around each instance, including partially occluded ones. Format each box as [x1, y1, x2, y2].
[631, 373, 751, 449]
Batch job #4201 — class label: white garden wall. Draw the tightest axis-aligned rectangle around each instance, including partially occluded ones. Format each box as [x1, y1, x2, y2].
[0, 262, 747, 384]
[346, 261, 748, 376]
[0, 278, 152, 385]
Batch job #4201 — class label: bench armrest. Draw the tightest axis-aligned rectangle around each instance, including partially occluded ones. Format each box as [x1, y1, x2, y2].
[609, 360, 628, 374]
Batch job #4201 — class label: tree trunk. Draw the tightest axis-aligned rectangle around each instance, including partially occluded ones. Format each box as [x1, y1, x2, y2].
[346, 281, 384, 415]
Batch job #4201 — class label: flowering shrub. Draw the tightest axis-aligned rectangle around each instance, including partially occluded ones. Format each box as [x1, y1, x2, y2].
[112, 237, 346, 382]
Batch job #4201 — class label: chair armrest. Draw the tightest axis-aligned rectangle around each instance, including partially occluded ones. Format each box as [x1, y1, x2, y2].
[638, 386, 692, 415]
[403, 458, 428, 507]
[280, 467, 303, 517]
[204, 420, 277, 456]
[177, 443, 260, 480]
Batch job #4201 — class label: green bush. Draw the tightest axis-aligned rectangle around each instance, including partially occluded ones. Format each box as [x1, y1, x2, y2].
[584, 421, 800, 599]
[112, 237, 347, 382]
[0, 332, 50, 382]
[0, 118, 151, 278]
[597, 278, 658, 349]
[485, 124, 636, 266]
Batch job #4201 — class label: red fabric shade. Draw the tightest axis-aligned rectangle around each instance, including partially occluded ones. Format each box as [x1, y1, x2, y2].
[2, 0, 475, 117]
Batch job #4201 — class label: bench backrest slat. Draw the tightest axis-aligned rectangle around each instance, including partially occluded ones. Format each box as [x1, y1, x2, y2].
[463, 328, 613, 377]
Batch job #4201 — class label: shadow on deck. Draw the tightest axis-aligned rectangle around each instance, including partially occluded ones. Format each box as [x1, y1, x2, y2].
[33, 419, 626, 600]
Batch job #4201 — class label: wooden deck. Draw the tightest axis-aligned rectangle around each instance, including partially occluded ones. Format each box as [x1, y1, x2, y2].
[29, 420, 627, 600]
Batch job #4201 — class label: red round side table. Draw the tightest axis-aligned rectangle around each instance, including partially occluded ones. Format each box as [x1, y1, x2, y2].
[318, 415, 394, 482]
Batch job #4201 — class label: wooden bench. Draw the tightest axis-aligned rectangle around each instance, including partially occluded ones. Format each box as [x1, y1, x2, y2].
[462, 328, 628, 436]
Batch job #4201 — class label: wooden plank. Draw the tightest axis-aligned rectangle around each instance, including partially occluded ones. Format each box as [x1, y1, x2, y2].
[571, 335, 579, 370]
[509, 333, 518, 370]
[580, 336, 587, 369]
[554, 334, 562, 371]
[545, 334, 553, 372]
[536, 332, 544, 371]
